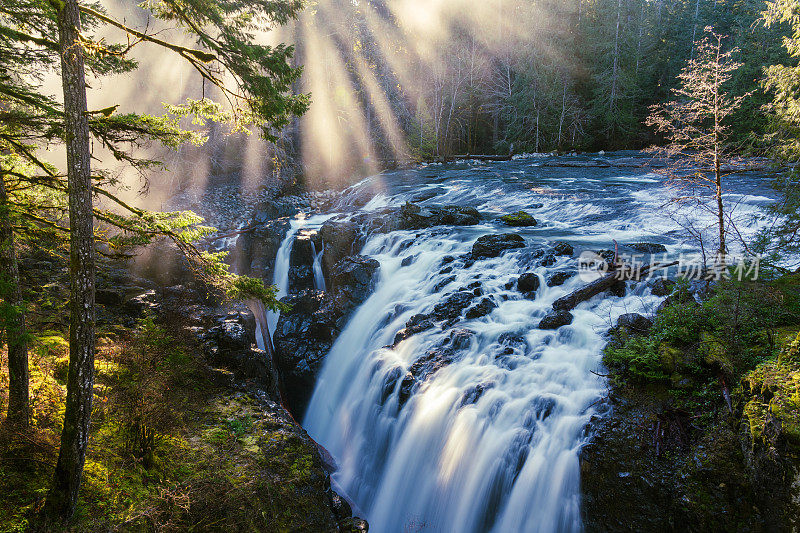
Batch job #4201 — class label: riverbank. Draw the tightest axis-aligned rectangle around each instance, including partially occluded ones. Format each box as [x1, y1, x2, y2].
[582, 274, 800, 531]
[0, 241, 365, 531]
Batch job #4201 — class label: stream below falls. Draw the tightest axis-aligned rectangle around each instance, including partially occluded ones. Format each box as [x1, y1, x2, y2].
[264, 152, 779, 533]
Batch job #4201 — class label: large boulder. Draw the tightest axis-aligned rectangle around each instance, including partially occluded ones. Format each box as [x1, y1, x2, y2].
[201, 310, 280, 399]
[472, 233, 526, 258]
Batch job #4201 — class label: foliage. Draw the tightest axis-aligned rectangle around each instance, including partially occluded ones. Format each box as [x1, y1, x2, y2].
[605, 274, 800, 385]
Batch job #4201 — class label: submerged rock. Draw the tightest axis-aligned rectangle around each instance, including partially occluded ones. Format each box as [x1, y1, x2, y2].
[627, 242, 668, 254]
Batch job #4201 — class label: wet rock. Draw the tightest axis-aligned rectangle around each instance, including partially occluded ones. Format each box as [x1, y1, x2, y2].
[472, 233, 526, 258]
[433, 275, 456, 292]
[320, 220, 361, 275]
[616, 313, 653, 334]
[398, 331, 474, 405]
[399, 202, 481, 229]
[330, 255, 380, 305]
[608, 280, 627, 297]
[650, 278, 675, 297]
[539, 310, 574, 329]
[539, 254, 557, 267]
[628, 242, 668, 254]
[500, 211, 538, 227]
[547, 271, 575, 287]
[552, 241, 574, 256]
[465, 298, 497, 319]
[459, 382, 495, 407]
[432, 291, 476, 320]
[393, 313, 435, 345]
[518, 272, 541, 293]
[273, 290, 336, 415]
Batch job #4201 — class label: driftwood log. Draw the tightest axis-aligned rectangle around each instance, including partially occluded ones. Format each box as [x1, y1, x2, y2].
[553, 261, 679, 312]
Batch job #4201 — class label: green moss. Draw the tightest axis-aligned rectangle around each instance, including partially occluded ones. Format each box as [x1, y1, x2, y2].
[500, 210, 537, 226]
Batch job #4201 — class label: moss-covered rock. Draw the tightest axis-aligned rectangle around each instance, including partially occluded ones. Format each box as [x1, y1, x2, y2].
[499, 210, 537, 227]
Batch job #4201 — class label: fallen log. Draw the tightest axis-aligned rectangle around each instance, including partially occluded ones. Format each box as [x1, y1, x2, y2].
[456, 154, 513, 162]
[552, 261, 679, 312]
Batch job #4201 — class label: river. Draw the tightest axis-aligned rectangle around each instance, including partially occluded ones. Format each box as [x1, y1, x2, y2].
[268, 152, 778, 532]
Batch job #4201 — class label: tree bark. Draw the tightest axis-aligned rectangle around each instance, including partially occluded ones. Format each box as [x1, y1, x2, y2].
[47, 0, 96, 521]
[0, 173, 29, 427]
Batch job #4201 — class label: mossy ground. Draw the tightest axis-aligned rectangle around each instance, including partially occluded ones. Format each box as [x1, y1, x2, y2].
[584, 274, 800, 531]
[0, 247, 337, 532]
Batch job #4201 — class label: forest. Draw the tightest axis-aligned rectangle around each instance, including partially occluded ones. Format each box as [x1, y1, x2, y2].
[4, 0, 800, 532]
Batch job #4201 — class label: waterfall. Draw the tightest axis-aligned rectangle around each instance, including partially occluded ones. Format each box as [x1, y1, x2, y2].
[267, 214, 334, 335]
[312, 240, 327, 292]
[303, 229, 643, 532]
[294, 154, 777, 532]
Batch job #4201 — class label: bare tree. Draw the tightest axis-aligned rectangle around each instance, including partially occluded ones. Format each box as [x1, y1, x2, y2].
[646, 27, 750, 264]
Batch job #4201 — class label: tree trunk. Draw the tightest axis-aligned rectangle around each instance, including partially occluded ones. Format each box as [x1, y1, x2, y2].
[610, 0, 622, 113]
[47, 0, 96, 521]
[0, 173, 29, 427]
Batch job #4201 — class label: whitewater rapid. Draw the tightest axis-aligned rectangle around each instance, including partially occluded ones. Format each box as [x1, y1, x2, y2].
[268, 153, 778, 533]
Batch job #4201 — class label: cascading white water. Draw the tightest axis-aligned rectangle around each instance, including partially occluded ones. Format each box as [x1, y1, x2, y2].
[304, 229, 655, 533]
[266, 214, 333, 334]
[311, 240, 327, 292]
[294, 153, 778, 532]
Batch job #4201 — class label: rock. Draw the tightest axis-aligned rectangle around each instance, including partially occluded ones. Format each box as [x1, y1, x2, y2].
[124, 290, 160, 315]
[432, 291, 476, 321]
[394, 314, 435, 345]
[500, 211, 538, 227]
[518, 272, 541, 293]
[339, 517, 370, 532]
[96, 288, 125, 306]
[650, 278, 675, 297]
[400, 202, 481, 228]
[539, 311, 574, 329]
[628, 242, 667, 254]
[547, 271, 575, 287]
[616, 313, 653, 333]
[539, 254, 557, 267]
[398, 330, 474, 405]
[201, 311, 279, 398]
[320, 220, 361, 275]
[330, 255, 380, 305]
[552, 241, 574, 256]
[273, 290, 337, 415]
[465, 297, 497, 319]
[472, 233, 526, 258]
[608, 280, 626, 297]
